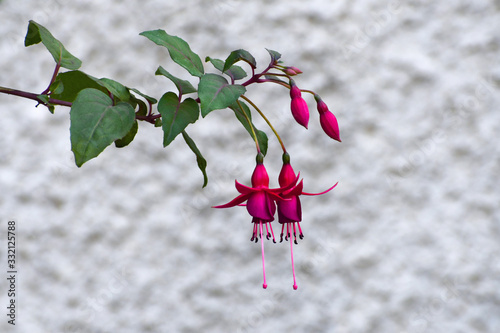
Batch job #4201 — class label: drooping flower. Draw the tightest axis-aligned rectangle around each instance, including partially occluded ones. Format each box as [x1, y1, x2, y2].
[290, 80, 309, 129]
[277, 153, 338, 290]
[315, 95, 341, 142]
[212, 154, 297, 289]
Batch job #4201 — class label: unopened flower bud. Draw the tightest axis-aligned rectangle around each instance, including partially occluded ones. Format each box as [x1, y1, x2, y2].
[290, 80, 309, 129]
[283, 66, 303, 76]
[319, 110, 341, 142]
[315, 95, 341, 142]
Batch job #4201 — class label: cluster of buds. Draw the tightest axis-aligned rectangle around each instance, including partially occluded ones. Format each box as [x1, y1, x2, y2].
[214, 153, 337, 290]
[288, 79, 341, 142]
[268, 63, 341, 142]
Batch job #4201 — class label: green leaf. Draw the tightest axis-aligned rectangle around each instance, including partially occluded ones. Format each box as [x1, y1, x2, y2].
[24, 20, 82, 70]
[36, 94, 50, 104]
[129, 88, 158, 104]
[99, 78, 131, 102]
[135, 99, 148, 117]
[181, 131, 208, 188]
[49, 79, 64, 95]
[158, 92, 199, 146]
[115, 120, 138, 148]
[140, 30, 204, 77]
[229, 100, 268, 156]
[198, 74, 246, 117]
[205, 57, 247, 81]
[255, 130, 269, 157]
[50, 71, 107, 103]
[223, 49, 256, 72]
[266, 48, 282, 63]
[155, 66, 197, 95]
[70, 88, 135, 167]
[36, 94, 54, 114]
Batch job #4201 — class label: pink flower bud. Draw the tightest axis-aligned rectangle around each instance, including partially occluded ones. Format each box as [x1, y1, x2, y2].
[316, 97, 341, 142]
[283, 66, 303, 76]
[290, 83, 309, 129]
[319, 110, 341, 142]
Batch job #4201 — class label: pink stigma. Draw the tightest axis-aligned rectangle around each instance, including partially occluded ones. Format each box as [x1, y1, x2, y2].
[288, 223, 298, 290]
[259, 221, 267, 289]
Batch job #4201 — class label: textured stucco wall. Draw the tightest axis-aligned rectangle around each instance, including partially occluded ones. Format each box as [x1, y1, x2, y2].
[1, 1, 499, 332]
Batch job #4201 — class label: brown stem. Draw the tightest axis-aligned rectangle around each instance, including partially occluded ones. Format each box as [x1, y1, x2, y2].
[41, 61, 62, 95]
[0, 86, 72, 107]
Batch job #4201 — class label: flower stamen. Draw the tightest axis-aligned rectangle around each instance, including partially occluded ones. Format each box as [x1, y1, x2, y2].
[297, 222, 304, 239]
[268, 222, 276, 243]
[251, 223, 258, 242]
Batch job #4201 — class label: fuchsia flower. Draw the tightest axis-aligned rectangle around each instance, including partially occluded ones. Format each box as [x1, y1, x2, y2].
[277, 153, 337, 289]
[315, 95, 341, 142]
[213, 154, 297, 289]
[290, 80, 310, 129]
[213, 152, 337, 290]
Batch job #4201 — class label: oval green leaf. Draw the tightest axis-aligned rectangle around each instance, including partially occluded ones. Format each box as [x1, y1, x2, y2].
[205, 57, 247, 81]
[155, 66, 197, 95]
[70, 88, 135, 167]
[115, 120, 139, 148]
[49, 71, 109, 103]
[182, 131, 208, 188]
[140, 30, 204, 77]
[158, 92, 200, 146]
[229, 100, 268, 156]
[198, 74, 246, 117]
[266, 48, 282, 64]
[223, 49, 256, 72]
[24, 20, 82, 70]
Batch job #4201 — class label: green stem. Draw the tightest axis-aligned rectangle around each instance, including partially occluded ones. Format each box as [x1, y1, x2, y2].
[265, 72, 289, 78]
[240, 95, 286, 153]
[300, 89, 315, 96]
[267, 79, 290, 90]
[236, 99, 260, 154]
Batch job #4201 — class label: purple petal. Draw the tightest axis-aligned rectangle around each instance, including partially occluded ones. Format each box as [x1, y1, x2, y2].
[277, 196, 302, 223]
[247, 192, 275, 221]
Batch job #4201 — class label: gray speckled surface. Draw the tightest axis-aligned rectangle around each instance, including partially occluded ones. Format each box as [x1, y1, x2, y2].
[1, 1, 499, 332]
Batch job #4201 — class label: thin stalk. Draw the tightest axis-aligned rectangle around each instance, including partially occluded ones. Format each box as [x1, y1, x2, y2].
[240, 95, 286, 153]
[300, 89, 315, 96]
[41, 61, 62, 95]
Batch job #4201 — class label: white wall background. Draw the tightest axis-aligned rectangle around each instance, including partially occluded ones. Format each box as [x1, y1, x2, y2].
[1, 0, 499, 332]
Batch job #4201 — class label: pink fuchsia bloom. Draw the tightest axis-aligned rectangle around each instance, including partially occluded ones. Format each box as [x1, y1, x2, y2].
[212, 154, 297, 289]
[315, 95, 341, 142]
[290, 80, 309, 129]
[277, 153, 338, 290]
